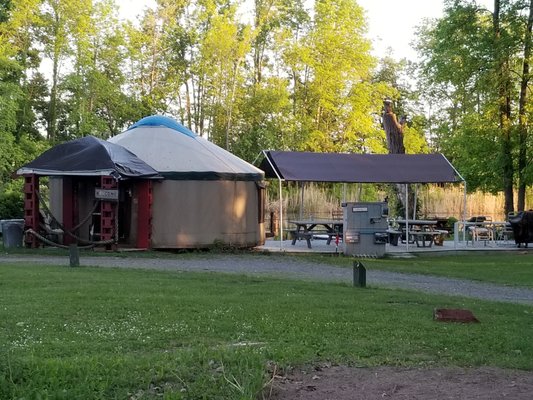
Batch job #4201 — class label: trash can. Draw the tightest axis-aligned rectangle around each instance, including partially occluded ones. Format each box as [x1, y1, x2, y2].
[1, 219, 25, 248]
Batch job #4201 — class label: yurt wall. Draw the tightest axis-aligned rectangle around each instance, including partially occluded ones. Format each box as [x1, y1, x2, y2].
[151, 180, 264, 248]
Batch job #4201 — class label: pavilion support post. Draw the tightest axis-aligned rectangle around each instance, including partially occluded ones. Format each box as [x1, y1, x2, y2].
[405, 184, 409, 252]
[299, 182, 304, 219]
[343, 183, 347, 203]
[261, 150, 285, 250]
[414, 184, 418, 219]
[463, 181, 468, 243]
[279, 178, 283, 250]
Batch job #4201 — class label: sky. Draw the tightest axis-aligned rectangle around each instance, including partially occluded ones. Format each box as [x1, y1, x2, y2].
[357, 0, 494, 60]
[118, 0, 495, 62]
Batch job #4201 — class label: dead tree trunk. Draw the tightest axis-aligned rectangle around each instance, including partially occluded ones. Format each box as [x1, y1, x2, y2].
[382, 101, 416, 218]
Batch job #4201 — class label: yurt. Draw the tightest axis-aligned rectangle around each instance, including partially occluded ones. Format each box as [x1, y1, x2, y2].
[108, 116, 265, 249]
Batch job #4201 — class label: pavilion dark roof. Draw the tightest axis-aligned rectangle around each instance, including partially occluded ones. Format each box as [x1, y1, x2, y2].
[259, 151, 463, 184]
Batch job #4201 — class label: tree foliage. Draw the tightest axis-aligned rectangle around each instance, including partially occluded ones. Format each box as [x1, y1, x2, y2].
[0, 0, 452, 207]
[416, 0, 533, 213]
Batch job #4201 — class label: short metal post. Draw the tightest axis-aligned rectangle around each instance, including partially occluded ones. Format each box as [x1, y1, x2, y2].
[69, 244, 79, 267]
[353, 260, 366, 287]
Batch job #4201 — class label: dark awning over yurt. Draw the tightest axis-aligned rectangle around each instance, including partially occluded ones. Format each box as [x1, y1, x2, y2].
[17, 135, 160, 179]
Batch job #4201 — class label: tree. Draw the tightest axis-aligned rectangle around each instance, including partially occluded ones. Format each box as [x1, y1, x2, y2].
[40, 0, 78, 141]
[493, 0, 515, 215]
[517, 0, 533, 211]
[303, 0, 375, 151]
[61, 0, 142, 138]
[197, 1, 252, 149]
[416, 0, 533, 215]
[0, 0, 12, 23]
[0, 0, 48, 189]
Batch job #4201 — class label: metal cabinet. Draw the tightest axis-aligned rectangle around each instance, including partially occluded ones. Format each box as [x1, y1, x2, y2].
[343, 202, 388, 257]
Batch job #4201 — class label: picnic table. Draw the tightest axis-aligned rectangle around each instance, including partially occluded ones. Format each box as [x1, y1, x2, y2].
[395, 219, 444, 247]
[289, 219, 343, 248]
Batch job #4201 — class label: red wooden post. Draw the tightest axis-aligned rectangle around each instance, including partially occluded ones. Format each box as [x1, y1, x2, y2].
[136, 180, 152, 249]
[23, 174, 39, 248]
[100, 176, 118, 250]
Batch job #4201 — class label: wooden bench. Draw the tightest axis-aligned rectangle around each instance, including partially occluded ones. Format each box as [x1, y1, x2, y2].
[289, 230, 313, 248]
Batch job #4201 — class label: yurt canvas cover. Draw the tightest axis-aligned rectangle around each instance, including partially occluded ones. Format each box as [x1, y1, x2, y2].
[17, 135, 160, 178]
[109, 116, 265, 248]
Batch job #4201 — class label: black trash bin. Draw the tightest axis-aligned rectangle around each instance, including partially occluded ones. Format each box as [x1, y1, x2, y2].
[1, 219, 25, 248]
[509, 211, 533, 248]
[388, 231, 400, 246]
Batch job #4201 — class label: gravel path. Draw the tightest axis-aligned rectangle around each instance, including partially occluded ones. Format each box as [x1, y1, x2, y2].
[1, 253, 533, 305]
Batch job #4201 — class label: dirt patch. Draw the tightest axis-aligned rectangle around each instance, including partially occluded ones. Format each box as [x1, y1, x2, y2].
[265, 365, 533, 399]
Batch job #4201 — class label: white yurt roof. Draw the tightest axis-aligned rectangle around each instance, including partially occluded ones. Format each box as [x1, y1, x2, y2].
[108, 116, 263, 181]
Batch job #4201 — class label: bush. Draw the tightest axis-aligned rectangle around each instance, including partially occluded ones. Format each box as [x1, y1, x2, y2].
[0, 191, 24, 219]
[446, 216, 458, 231]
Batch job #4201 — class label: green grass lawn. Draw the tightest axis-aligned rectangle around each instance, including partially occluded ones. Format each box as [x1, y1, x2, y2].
[305, 252, 533, 288]
[1, 263, 533, 399]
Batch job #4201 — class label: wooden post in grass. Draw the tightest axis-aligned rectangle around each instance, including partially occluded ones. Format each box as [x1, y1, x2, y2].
[353, 260, 366, 287]
[69, 244, 79, 267]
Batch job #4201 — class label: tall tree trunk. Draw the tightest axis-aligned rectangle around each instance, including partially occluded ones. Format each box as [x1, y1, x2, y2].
[225, 59, 241, 151]
[185, 79, 192, 129]
[47, 44, 59, 141]
[253, 0, 262, 86]
[493, 0, 514, 216]
[517, 0, 533, 211]
[252, 0, 274, 86]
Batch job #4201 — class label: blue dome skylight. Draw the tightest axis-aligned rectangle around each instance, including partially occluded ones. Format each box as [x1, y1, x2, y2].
[128, 115, 197, 138]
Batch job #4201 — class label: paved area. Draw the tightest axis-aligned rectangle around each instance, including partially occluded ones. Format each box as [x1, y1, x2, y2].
[261, 238, 526, 255]
[1, 253, 533, 306]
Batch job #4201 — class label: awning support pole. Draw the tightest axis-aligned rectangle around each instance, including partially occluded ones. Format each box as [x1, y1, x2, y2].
[260, 150, 285, 250]
[414, 184, 418, 218]
[441, 153, 467, 246]
[405, 184, 409, 252]
[279, 178, 283, 250]
[299, 182, 304, 219]
[343, 183, 347, 203]
[463, 180, 467, 243]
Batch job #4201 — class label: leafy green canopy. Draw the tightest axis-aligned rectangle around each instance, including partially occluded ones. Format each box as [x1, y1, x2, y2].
[416, 0, 532, 203]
